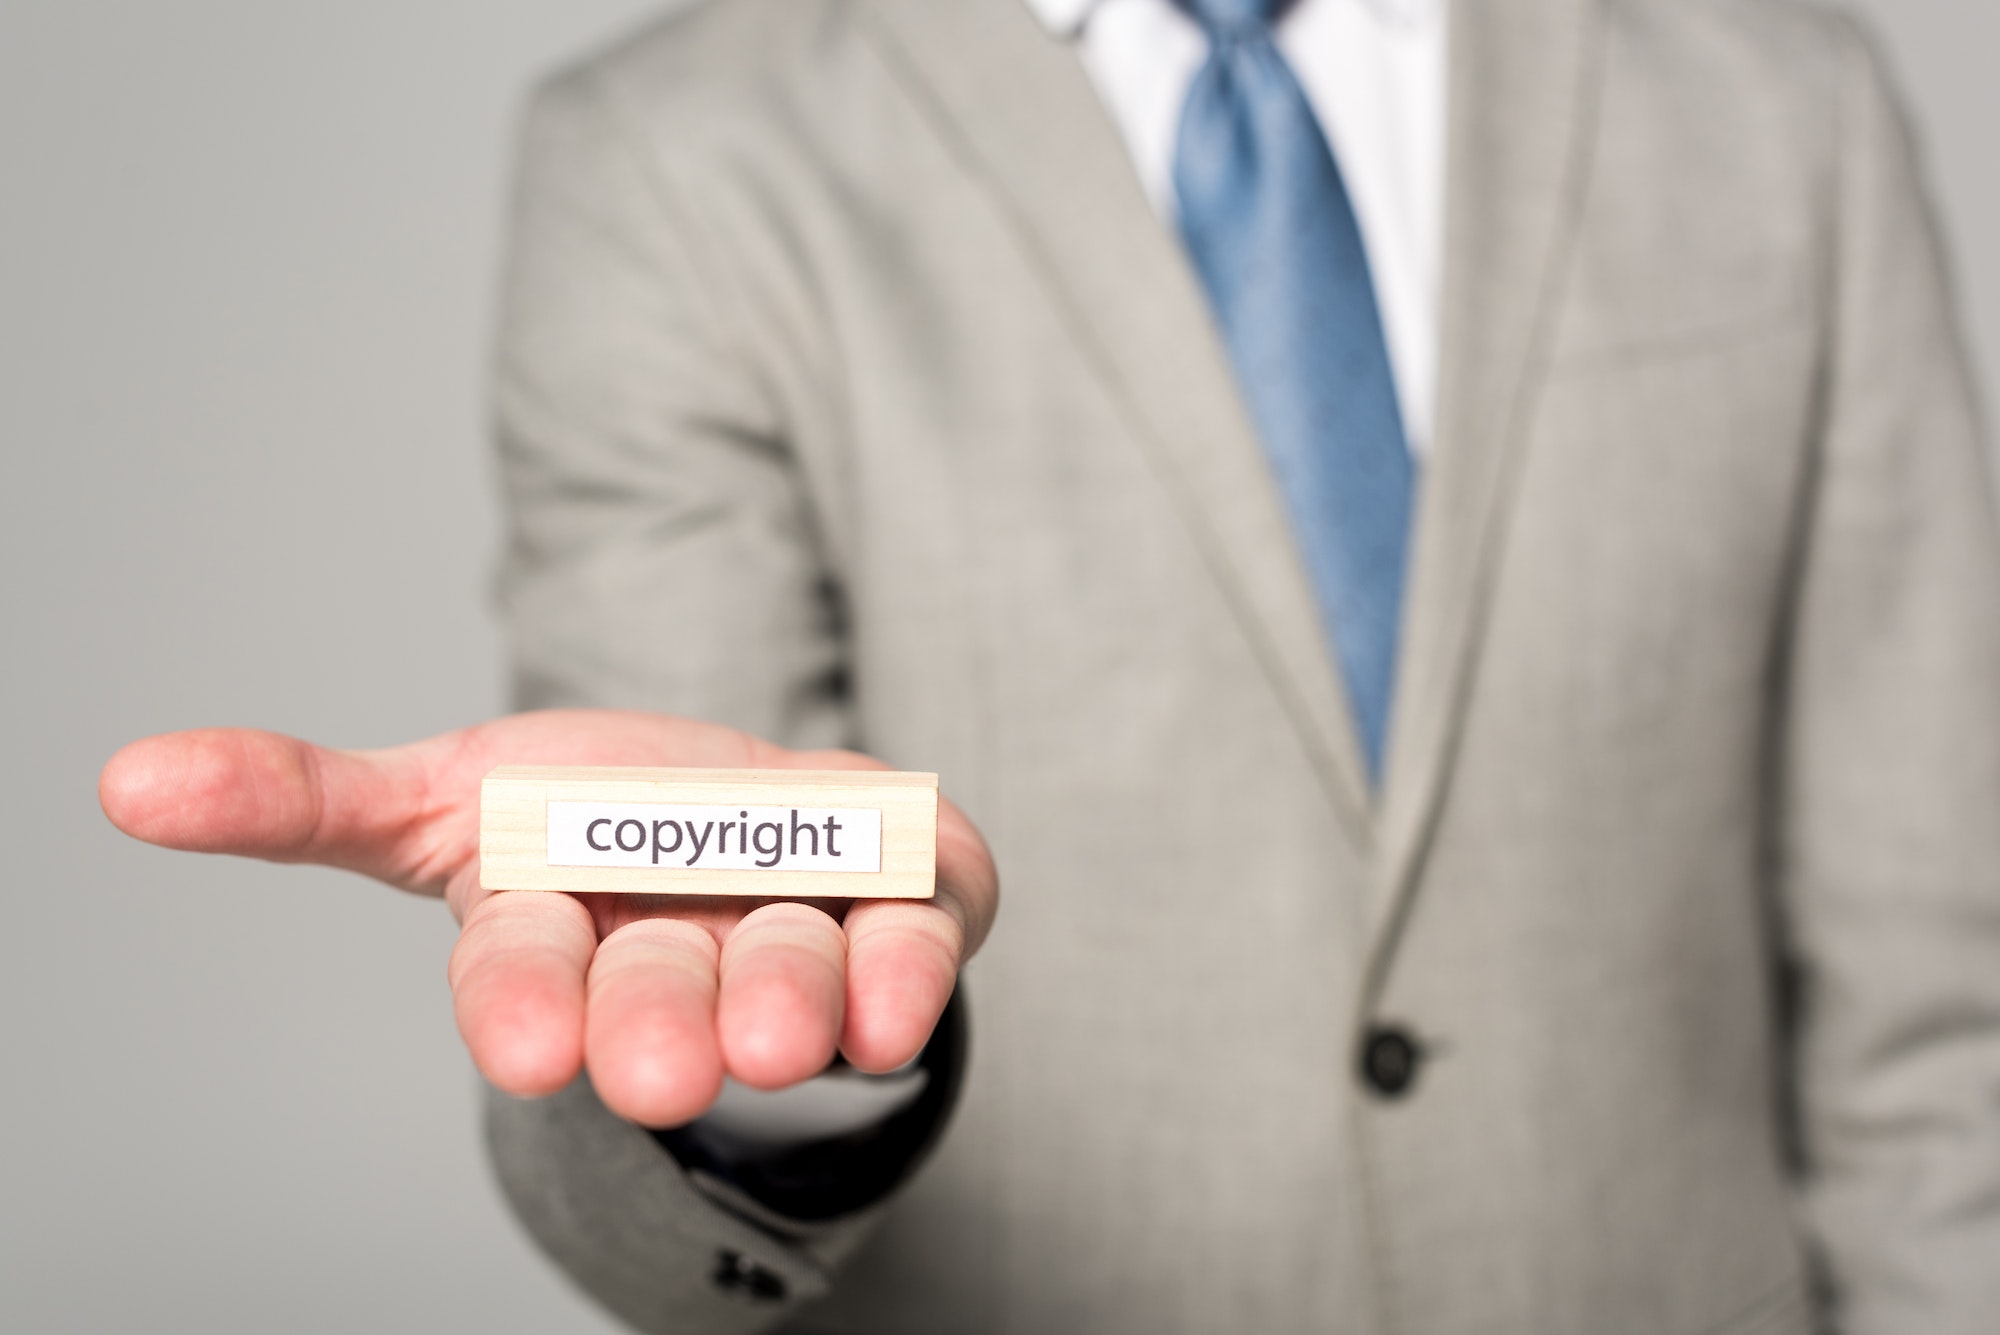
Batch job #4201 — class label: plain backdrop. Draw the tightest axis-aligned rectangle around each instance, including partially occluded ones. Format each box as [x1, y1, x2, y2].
[1, 2, 1993, 1331]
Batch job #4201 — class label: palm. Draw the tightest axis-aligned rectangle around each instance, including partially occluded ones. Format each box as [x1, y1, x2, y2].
[99, 710, 998, 1127]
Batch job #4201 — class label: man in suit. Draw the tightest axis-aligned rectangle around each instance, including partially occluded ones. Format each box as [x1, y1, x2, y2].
[99, 0, 2000, 1330]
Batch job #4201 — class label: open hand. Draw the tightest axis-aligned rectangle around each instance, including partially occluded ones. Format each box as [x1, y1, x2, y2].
[98, 711, 997, 1127]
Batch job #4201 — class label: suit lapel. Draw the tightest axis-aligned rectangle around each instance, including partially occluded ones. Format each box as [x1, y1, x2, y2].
[861, 0, 1606, 908]
[1370, 0, 1604, 974]
[863, 0, 1377, 840]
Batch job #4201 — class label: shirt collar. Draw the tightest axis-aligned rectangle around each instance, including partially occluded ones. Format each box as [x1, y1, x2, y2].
[1019, 0, 1097, 38]
[1020, 0, 1439, 41]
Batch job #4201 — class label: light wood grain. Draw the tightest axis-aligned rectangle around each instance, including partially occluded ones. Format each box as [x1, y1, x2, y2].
[479, 765, 938, 898]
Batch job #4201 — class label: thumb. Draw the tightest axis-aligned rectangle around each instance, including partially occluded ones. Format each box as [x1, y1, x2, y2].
[99, 727, 461, 894]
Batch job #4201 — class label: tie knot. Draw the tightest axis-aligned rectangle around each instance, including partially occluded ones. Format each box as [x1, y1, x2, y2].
[1176, 0, 1289, 40]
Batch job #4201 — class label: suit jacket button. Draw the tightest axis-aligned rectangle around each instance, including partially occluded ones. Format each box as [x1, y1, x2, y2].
[1360, 1025, 1422, 1098]
[712, 1249, 787, 1301]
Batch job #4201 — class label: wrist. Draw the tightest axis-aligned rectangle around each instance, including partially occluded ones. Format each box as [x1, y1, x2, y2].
[654, 986, 968, 1221]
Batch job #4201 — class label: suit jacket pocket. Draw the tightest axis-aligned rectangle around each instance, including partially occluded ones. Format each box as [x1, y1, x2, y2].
[1546, 259, 1810, 373]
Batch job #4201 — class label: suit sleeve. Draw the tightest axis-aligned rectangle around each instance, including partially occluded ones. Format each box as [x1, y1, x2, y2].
[494, 69, 852, 748]
[1779, 18, 2000, 1333]
[482, 71, 915, 1334]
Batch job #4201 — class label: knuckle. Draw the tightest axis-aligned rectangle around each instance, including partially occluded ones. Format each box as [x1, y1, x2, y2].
[591, 916, 719, 980]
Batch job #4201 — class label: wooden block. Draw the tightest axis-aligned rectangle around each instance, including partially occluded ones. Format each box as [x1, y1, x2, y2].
[479, 765, 937, 898]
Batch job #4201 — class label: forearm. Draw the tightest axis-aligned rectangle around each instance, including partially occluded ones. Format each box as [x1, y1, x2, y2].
[1781, 16, 2000, 1330]
[486, 989, 965, 1332]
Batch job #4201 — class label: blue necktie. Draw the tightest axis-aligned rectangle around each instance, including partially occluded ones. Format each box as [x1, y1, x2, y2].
[1173, 0, 1417, 781]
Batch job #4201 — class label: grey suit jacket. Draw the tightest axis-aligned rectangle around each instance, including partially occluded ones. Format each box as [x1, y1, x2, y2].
[481, 0, 2000, 1331]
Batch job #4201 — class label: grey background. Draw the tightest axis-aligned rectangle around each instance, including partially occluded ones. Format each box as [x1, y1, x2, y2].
[0, 2, 1991, 1331]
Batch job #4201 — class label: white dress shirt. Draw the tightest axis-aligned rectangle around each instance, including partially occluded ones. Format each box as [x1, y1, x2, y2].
[1021, 0, 1448, 455]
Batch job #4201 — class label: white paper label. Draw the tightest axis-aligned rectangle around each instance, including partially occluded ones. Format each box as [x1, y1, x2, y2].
[547, 802, 882, 873]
